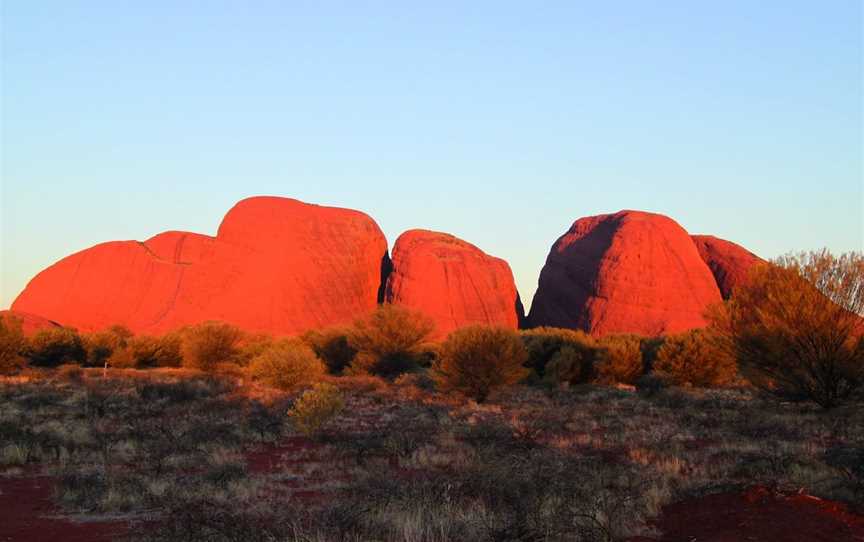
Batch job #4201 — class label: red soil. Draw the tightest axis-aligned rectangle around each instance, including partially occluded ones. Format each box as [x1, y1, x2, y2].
[641, 486, 864, 542]
[0, 475, 129, 542]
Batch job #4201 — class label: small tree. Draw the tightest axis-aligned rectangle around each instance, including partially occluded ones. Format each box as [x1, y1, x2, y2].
[433, 325, 529, 402]
[0, 314, 26, 374]
[653, 329, 736, 387]
[26, 327, 86, 367]
[348, 305, 435, 379]
[180, 322, 243, 371]
[302, 327, 357, 374]
[594, 334, 645, 385]
[709, 250, 864, 408]
[248, 339, 325, 390]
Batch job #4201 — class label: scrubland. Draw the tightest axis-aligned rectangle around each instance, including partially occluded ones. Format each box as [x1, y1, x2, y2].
[1, 250, 862, 541]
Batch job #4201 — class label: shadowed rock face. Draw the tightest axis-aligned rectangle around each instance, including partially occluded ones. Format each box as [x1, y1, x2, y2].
[12, 197, 389, 335]
[528, 210, 723, 336]
[691, 235, 763, 299]
[385, 229, 523, 338]
[0, 310, 61, 336]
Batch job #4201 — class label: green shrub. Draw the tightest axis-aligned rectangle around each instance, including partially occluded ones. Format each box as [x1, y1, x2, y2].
[248, 339, 325, 390]
[433, 325, 528, 402]
[180, 322, 243, 371]
[302, 327, 357, 374]
[0, 314, 26, 374]
[236, 333, 275, 367]
[544, 344, 596, 386]
[288, 382, 344, 437]
[595, 334, 645, 385]
[654, 329, 737, 387]
[521, 327, 596, 378]
[348, 305, 435, 379]
[26, 327, 86, 367]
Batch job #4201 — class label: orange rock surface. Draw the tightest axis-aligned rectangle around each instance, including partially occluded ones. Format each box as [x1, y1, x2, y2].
[0, 310, 61, 336]
[12, 197, 389, 336]
[691, 235, 763, 299]
[528, 210, 723, 336]
[384, 229, 523, 338]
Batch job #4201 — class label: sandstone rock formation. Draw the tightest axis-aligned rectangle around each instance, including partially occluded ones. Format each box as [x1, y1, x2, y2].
[12, 197, 389, 336]
[0, 310, 61, 336]
[691, 235, 763, 299]
[384, 229, 523, 338]
[528, 210, 723, 336]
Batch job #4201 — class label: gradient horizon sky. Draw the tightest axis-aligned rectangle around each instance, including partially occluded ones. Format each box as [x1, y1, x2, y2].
[2, 1, 862, 311]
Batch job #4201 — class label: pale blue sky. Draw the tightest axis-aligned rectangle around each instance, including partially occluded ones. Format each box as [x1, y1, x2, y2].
[2, 1, 862, 310]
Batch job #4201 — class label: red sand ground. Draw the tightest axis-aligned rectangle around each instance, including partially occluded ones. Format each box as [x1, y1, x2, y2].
[0, 475, 129, 542]
[637, 486, 864, 542]
[4, 440, 863, 541]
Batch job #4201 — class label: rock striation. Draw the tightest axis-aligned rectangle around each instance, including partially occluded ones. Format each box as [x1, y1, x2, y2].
[384, 229, 523, 338]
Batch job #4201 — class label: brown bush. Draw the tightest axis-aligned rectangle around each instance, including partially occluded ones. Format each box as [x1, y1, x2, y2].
[84, 325, 133, 367]
[248, 338, 325, 390]
[236, 333, 275, 367]
[433, 325, 528, 402]
[521, 327, 596, 378]
[594, 334, 645, 385]
[0, 314, 26, 374]
[348, 305, 435, 379]
[180, 322, 243, 372]
[302, 327, 356, 374]
[653, 329, 736, 387]
[25, 327, 86, 367]
[708, 250, 864, 408]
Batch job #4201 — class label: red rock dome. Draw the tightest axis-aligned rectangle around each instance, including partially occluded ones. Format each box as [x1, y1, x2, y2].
[384, 229, 523, 338]
[691, 235, 763, 299]
[12, 197, 389, 336]
[0, 310, 62, 336]
[528, 210, 723, 336]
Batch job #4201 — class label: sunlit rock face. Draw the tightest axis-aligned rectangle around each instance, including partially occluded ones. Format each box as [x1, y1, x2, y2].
[384, 229, 523, 338]
[0, 310, 62, 336]
[528, 210, 723, 336]
[12, 197, 389, 336]
[691, 235, 763, 299]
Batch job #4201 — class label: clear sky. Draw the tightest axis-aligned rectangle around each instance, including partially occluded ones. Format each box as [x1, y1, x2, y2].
[2, 1, 862, 310]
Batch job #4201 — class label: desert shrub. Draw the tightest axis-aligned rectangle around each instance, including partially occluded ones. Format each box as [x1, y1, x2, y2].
[521, 327, 597, 377]
[84, 325, 133, 367]
[247, 338, 325, 390]
[433, 325, 528, 402]
[709, 250, 864, 408]
[180, 322, 243, 371]
[302, 327, 357, 374]
[236, 333, 274, 367]
[107, 334, 182, 369]
[25, 327, 86, 367]
[595, 334, 645, 385]
[544, 344, 597, 387]
[288, 382, 344, 437]
[0, 314, 26, 374]
[348, 305, 435, 379]
[653, 329, 737, 387]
